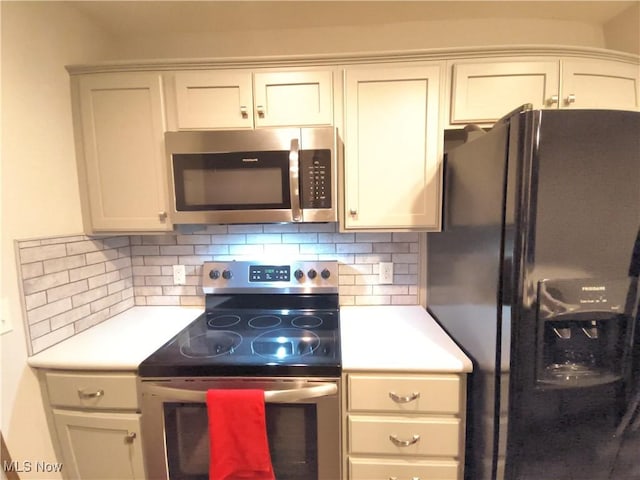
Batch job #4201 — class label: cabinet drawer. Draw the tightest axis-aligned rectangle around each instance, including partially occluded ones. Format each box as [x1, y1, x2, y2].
[349, 415, 461, 457]
[349, 457, 459, 480]
[45, 372, 138, 410]
[348, 374, 462, 414]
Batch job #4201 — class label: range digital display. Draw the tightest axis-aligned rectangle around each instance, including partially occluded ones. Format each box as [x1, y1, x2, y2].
[249, 265, 290, 282]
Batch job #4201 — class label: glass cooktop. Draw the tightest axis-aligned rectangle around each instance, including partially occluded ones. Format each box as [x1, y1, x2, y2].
[138, 294, 341, 378]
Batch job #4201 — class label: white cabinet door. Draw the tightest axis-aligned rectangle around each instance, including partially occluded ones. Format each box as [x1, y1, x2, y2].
[344, 63, 443, 230]
[53, 409, 145, 480]
[77, 72, 171, 232]
[450, 60, 559, 124]
[561, 59, 640, 110]
[174, 70, 254, 129]
[172, 69, 334, 129]
[253, 70, 334, 127]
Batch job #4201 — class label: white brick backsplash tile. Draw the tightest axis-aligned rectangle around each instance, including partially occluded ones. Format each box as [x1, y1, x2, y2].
[319, 232, 354, 243]
[146, 295, 181, 306]
[178, 255, 215, 265]
[163, 286, 197, 296]
[298, 223, 336, 233]
[339, 263, 373, 275]
[90, 292, 123, 313]
[246, 234, 282, 244]
[372, 285, 409, 295]
[355, 253, 391, 264]
[134, 286, 163, 296]
[392, 295, 419, 305]
[194, 244, 229, 255]
[107, 279, 128, 295]
[131, 245, 160, 256]
[30, 319, 51, 339]
[74, 309, 111, 334]
[339, 285, 372, 296]
[48, 280, 89, 303]
[105, 257, 132, 272]
[200, 225, 228, 234]
[180, 296, 206, 307]
[228, 225, 263, 234]
[110, 297, 135, 316]
[262, 244, 300, 257]
[391, 253, 419, 264]
[85, 248, 119, 265]
[373, 242, 410, 253]
[263, 224, 300, 233]
[339, 296, 355, 306]
[25, 291, 47, 311]
[31, 325, 74, 354]
[177, 234, 212, 244]
[145, 276, 174, 286]
[142, 235, 177, 245]
[118, 246, 131, 257]
[66, 239, 103, 255]
[72, 286, 108, 308]
[103, 237, 130, 249]
[160, 245, 195, 256]
[44, 254, 86, 274]
[50, 305, 91, 330]
[23, 271, 69, 295]
[282, 233, 318, 244]
[69, 263, 106, 282]
[88, 270, 120, 289]
[20, 243, 67, 263]
[393, 232, 420, 242]
[144, 255, 178, 266]
[394, 274, 418, 285]
[27, 298, 72, 325]
[338, 275, 355, 285]
[355, 274, 380, 285]
[229, 244, 264, 256]
[212, 234, 246, 245]
[40, 235, 86, 245]
[300, 243, 336, 255]
[355, 295, 391, 305]
[355, 232, 392, 243]
[337, 243, 372, 254]
[21, 262, 44, 280]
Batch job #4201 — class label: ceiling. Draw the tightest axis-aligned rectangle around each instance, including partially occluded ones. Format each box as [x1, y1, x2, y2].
[69, 1, 639, 36]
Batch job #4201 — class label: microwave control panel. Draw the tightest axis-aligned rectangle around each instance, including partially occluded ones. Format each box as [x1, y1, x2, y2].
[300, 150, 332, 209]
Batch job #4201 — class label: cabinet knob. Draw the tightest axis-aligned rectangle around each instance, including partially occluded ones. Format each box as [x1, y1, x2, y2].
[158, 211, 167, 221]
[349, 209, 357, 216]
[256, 105, 265, 118]
[125, 432, 137, 443]
[565, 94, 576, 105]
[240, 105, 248, 118]
[546, 94, 559, 106]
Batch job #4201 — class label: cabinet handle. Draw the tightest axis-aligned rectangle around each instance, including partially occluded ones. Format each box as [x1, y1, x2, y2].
[389, 478, 421, 480]
[158, 211, 167, 221]
[546, 94, 559, 106]
[240, 105, 248, 118]
[389, 434, 421, 447]
[389, 391, 421, 403]
[349, 209, 357, 216]
[125, 432, 137, 443]
[564, 94, 576, 105]
[256, 105, 265, 118]
[78, 389, 104, 399]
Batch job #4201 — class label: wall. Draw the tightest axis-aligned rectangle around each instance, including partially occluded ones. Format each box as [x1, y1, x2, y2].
[604, 2, 640, 54]
[1, 2, 116, 477]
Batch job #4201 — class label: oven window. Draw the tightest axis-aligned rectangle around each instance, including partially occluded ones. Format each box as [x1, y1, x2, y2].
[164, 403, 318, 480]
[172, 151, 291, 211]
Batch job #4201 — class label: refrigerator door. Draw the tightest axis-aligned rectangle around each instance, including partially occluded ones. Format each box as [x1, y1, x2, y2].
[507, 109, 640, 480]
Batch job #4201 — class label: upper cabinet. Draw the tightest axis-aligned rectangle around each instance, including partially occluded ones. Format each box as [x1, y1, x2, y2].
[167, 68, 335, 130]
[343, 62, 444, 231]
[73, 72, 172, 233]
[449, 57, 640, 126]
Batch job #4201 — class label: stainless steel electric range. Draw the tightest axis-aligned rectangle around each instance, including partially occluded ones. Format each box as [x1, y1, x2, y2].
[138, 260, 342, 480]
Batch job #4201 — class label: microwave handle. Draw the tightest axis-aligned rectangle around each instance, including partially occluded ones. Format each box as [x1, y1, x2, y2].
[144, 382, 337, 404]
[289, 138, 302, 222]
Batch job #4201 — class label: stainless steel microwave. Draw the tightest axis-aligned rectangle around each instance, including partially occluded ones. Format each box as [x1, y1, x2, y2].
[165, 127, 337, 224]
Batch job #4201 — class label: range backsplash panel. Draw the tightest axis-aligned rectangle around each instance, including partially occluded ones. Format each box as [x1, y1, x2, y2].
[16, 223, 419, 354]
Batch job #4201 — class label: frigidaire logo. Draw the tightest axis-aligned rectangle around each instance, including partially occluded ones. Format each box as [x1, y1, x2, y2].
[581, 286, 606, 291]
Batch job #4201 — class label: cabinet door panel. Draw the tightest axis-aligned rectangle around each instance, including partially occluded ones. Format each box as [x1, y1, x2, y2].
[78, 73, 170, 232]
[253, 70, 333, 127]
[451, 61, 559, 123]
[344, 64, 442, 230]
[53, 409, 145, 480]
[174, 71, 254, 129]
[561, 60, 639, 110]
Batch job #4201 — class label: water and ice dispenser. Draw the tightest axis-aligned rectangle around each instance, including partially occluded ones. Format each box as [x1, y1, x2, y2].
[535, 278, 634, 388]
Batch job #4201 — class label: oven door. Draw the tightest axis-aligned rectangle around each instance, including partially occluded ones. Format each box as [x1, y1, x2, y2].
[140, 377, 341, 480]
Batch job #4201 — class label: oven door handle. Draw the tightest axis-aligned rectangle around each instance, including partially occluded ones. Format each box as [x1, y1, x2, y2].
[145, 382, 337, 404]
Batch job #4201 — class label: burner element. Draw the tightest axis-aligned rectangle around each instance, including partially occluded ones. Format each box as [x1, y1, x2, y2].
[248, 315, 282, 329]
[180, 331, 242, 358]
[291, 315, 323, 328]
[207, 314, 241, 328]
[252, 328, 320, 360]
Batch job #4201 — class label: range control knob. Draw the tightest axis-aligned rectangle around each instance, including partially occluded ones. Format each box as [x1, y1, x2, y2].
[209, 269, 220, 280]
[222, 269, 233, 280]
[294, 269, 304, 281]
[307, 269, 317, 279]
[321, 268, 331, 279]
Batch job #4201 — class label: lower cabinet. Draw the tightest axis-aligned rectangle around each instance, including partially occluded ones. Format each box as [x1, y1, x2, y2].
[37, 370, 145, 480]
[344, 373, 467, 480]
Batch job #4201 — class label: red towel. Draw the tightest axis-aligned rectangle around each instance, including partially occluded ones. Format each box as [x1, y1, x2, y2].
[206, 389, 275, 480]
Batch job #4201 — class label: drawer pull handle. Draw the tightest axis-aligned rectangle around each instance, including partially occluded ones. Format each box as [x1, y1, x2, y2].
[78, 389, 104, 399]
[389, 391, 420, 403]
[389, 434, 421, 447]
[389, 477, 421, 480]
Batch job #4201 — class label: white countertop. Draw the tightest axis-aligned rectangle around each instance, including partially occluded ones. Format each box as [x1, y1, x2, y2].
[27, 306, 203, 370]
[340, 305, 472, 373]
[27, 305, 472, 374]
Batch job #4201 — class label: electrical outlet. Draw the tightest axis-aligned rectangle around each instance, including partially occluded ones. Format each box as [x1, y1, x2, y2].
[378, 262, 393, 284]
[173, 265, 186, 285]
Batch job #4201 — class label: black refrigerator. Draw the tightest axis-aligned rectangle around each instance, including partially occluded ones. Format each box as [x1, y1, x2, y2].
[427, 107, 640, 480]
